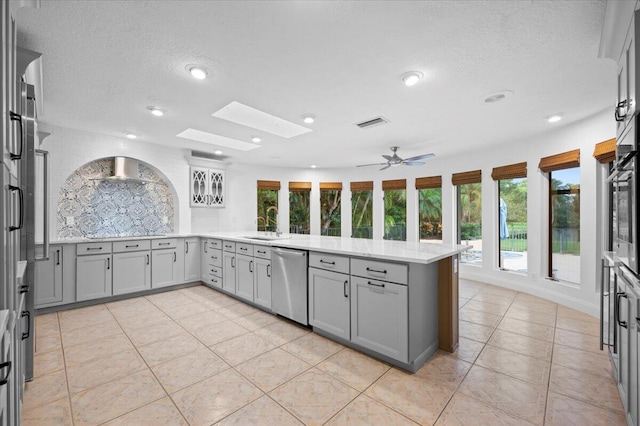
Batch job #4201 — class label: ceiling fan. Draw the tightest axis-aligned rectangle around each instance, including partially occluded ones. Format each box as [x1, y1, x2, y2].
[356, 146, 435, 171]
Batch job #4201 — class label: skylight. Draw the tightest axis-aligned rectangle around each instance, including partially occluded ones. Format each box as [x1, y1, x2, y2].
[212, 101, 312, 138]
[176, 128, 261, 151]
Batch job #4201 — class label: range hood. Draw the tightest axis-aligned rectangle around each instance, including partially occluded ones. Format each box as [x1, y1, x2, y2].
[92, 157, 156, 184]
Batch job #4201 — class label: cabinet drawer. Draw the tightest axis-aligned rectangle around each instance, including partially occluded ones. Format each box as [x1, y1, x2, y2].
[207, 239, 222, 250]
[310, 252, 349, 274]
[152, 238, 177, 249]
[207, 249, 223, 267]
[223, 241, 236, 252]
[351, 258, 408, 285]
[254, 246, 272, 259]
[77, 242, 112, 255]
[113, 240, 150, 253]
[236, 243, 254, 256]
[209, 275, 223, 288]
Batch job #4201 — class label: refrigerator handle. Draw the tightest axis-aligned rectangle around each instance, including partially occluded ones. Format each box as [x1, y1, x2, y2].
[36, 149, 50, 261]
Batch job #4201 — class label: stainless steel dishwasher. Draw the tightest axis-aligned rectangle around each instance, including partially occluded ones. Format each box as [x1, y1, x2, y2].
[271, 247, 309, 325]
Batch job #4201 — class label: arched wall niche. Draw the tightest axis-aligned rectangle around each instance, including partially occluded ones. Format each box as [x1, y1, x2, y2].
[57, 156, 178, 239]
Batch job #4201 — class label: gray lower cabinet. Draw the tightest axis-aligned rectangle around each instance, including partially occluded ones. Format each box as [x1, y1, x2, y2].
[223, 252, 236, 294]
[253, 257, 271, 309]
[152, 249, 179, 288]
[34, 246, 63, 306]
[76, 254, 112, 301]
[309, 267, 350, 340]
[183, 238, 201, 282]
[350, 276, 408, 363]
[112, 250, 151, 295]
[236, 254, 254, 302]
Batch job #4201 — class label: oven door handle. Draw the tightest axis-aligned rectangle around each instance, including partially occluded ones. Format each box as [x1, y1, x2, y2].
[617, 292, 628, 329]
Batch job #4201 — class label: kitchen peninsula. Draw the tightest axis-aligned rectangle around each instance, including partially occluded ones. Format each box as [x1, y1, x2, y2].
[37, 233, 468, 372]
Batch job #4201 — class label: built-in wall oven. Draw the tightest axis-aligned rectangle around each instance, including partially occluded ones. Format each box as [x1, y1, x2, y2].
[615, 117, 639, 276]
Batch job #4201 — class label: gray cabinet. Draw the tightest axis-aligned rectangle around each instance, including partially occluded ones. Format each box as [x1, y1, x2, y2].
[112, 251, 150, 295]
[183, 238, 200, 282]
[76, 253, 112, 301]
[201, 239, 223, 288]
[309, 267, 350, 340]
[152, 249, 179, 288]
[236, 254, 254, 302]
[254, 257, 271, 309]
[223, 251, 236, 294]
[350, 276, 408, 363]
[34, 246, 62, 307]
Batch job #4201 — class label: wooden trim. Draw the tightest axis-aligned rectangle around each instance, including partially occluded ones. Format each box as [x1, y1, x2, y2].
[491, 162, 527, 180]
[382, 179, 406, 191]
[593, 138, 616, 164]
[319, 182, 343, 191]
[538, 149, 580, 172]
[289, 181, 312, 191]
[257, 180, 280, 191]
[438, 255, 459, 352]
[350, 181, 373, 191]
[415, 175, 442, 189]
[451, 170, 481, 185]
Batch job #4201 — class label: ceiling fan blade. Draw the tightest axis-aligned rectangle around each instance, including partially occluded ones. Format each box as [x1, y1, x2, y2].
[404, 153, 435, 162]
[403, 161, 425, 166]
[382, 155, 395, 161]
[357, 163, 388, 167]
[379, 164, 391, 171]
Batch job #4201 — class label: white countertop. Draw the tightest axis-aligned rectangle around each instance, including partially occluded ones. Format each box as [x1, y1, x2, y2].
[49, 232, 469, 265]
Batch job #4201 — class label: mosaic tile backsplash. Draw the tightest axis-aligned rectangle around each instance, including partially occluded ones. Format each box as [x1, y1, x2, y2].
[57, 158, 175, 239]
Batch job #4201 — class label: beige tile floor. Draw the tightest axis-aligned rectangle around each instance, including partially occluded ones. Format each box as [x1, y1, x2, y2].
[23, 280, 626, 425]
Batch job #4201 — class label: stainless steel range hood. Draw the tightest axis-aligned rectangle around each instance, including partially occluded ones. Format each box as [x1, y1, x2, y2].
[93, 157, 156, 184]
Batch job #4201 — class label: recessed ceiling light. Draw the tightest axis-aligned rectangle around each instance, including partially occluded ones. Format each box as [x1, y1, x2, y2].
[147, 106, 164, 117]
[310, 164, 317, 168]
[187, 65, 208, 80]
[402, 71, 423, 87]
[301, 114, 315, 124]
[547, 114, 563, 123]
[214, 150, 223, 155]
[251, 136, 261, 143]
[483, 90, 514, 103]
[125, 132, 137, 139]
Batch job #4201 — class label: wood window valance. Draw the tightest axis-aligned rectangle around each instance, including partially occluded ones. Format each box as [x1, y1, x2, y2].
[593, 138, 616, 164]
[257, 180, 281, 190]
[289, 181, 311, 191]
[491, 162, 527, 180]
[319, 182, 343, 191]
[538, 149, 580, 172]
[382, 179, 406, 191]
[452, 170, 481, 185]
[350, 181, 373, 191]
[415, 176, 442, 190]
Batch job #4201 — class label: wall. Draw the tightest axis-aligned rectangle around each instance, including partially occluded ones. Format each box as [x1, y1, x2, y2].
[192, 109, 615, 315]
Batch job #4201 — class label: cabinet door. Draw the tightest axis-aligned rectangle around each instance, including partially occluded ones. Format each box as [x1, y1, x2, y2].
[152, 249, 179, 288]
[200, 240, 211, 284]
[76, 254, 112, 301]
[223, 252, 236, 294]
[628, 288, 638, 426]
[207, 170, 224, 207]
[190, 167, 209, 207]
[34, 246, 63, 306]
[350, 277, 408, 363]
[236, 254, 254, 302]
[625, 14, 636, 126]
[112, 251, 150, 295]
[254, 258, 271, 309]
[309, 267, 350, 340]
[183, 238, 200, 282]
[618, 284, 630, 411]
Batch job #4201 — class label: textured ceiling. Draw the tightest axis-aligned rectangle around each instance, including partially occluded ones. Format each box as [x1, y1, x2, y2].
[16, 0, 613, 168]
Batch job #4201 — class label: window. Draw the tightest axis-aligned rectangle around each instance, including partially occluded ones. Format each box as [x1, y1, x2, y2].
[539, 149, 580, 283]
[492, 163, 527, 273]
[416, 176, 442, 242]
[257, 180, 279, 232]
[320, 182, 342, 236]
[351, 181, 373, 239]
[453, 170, 482, 264]
[593, 139, 616, 252]
[383, 179, 406, 241]
[289, 182, 311, 234]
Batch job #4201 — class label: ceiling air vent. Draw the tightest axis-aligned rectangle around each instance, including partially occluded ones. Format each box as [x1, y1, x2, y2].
[355, 116, 389, 129]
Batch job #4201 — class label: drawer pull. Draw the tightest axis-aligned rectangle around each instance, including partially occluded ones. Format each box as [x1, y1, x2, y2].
[86, 247, 102, 251]
[257, 250, 266, 254]
[240, 247, 248, 251]
[158, 242, 171, 246]
[125, 244, 139, 248]
[320, 260, 336, 265]
[212, 256, 218, 260]
[367, 281, 385, 288]
[366, 267, 387, 274]
[0, 361, 12, 386]
[21, 311, 30, 340]
[19, 285, 29, 294]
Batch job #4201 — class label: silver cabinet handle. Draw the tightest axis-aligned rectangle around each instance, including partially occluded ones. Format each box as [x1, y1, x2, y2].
[107, 257, 110, 270]
[37, 149, 50, 260]
[249, 260, 253, 273]
[8, 185, 23, 231]
[146, 254, 150, 265]
[9, 111, 23, 160]
[366, 267, 387, 274]
[257, 250, 266, 254]
[320, 259, 335, 265]
[185, 241, 189, 253]
[125, 244, 139, 248]
[344, 280, 348, 298]
[56, 249, 61, 265]
[367, 280, 385, 288]
[617, 292, 628, 328]
[267, 264, 271, 277]
[86, 247, 102, 251]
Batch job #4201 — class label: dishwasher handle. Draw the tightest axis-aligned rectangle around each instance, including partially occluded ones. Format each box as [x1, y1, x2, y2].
[272, 248, 307, 257]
